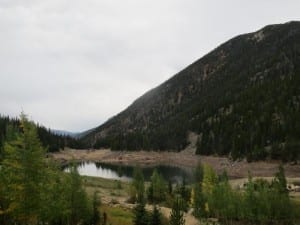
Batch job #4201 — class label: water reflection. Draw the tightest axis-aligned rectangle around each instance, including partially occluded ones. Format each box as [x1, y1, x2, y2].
[65, 161, 192, 183]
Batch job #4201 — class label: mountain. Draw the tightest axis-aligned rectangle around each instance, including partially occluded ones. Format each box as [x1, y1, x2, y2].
[51, 129, 80, 138]
[50, 128, 94, 139]
[81, 21, 300, 162]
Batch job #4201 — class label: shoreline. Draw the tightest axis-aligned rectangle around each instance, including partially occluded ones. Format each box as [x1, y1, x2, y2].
[50, 148, 300, 178]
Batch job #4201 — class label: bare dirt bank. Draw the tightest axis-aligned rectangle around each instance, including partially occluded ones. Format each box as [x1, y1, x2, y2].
[51, 148, 300, 178]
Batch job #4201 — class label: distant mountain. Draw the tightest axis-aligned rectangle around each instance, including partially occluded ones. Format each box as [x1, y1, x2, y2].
[81, 21, 300, 162]
[51, 128, 95, 140]
[77, 128, 96, 139]
[51, 129, 80, 138]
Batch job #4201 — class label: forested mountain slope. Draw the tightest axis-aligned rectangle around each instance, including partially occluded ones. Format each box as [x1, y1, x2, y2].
[82, 21, 300, 161]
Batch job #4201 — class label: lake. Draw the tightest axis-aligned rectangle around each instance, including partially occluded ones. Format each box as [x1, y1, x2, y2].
[65, 161, 193, 183]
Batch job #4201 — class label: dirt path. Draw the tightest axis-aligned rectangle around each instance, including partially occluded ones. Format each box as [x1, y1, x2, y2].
[51, 148, 300, 178]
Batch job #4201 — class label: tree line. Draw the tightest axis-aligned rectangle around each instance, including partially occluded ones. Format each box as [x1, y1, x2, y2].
[0, 114, 87, 156]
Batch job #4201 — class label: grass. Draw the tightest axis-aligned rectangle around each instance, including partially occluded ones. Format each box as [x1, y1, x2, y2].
[81, 175, 130, 197]
[82, 176, 130, 190]
[101, 204, 133, 225]
[80, 176, 133, 225]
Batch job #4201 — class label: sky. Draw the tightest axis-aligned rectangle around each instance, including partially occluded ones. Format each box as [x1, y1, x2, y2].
[0, 0, 299, 132]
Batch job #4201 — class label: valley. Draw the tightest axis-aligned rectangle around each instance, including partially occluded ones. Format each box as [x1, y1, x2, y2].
[1, 19, 300, 225]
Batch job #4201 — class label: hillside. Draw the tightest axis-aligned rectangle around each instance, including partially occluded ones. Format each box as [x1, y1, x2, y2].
[82, 21, 300, 162]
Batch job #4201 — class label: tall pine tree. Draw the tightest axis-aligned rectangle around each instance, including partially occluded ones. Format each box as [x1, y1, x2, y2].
[1, 113, 47, 224]
[169, 197, 185, 225]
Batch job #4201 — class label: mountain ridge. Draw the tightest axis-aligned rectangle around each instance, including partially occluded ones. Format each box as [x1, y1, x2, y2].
[82, 21, 300, 161]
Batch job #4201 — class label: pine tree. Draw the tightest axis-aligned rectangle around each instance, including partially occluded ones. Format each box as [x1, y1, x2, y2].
[133, 201, 148, 225]
[91, 191, 101, 225]
[130, 167, 145, 203]
[243, 173, 258, 220]
[192, 184, 206, 219]
[169, 197, 185, 225]
[194, 162, 204, 183]
[202, 164, 218, 195]
[0, 114, 93, 225]
[149, 205, 162, 225]
[68, 164, 92, 225]
[168, 180, 173, 195]
[273, 165, 288, 194]
[1, 113, 47, 224]
[39, 163, 71, 224]
[147, 169, 166, 203]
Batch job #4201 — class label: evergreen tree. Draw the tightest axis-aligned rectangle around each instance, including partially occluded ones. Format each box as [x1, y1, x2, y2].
[194, 162, 204, 183]
[179, 176, 190, 203]
[192, 184, 206, 219]
[168, 180, 173, 195]
[133, 201, 148, 225]
[273, 165, 288, 194]
[68, 164, 92, 225]
[39, 163, 71, 224]
[169, 197, 185, 225]
[202, 164, 218, 195]
[91, 191, 101, 225]
[147, 169, 167, 203]
[242, 173, 257, 220]
[0, 114, 47, 224]
[102, 212, 107, 225]
[0, 114, 93, 225]
[149, 205, 162, 225]
[130, 167, 145, 203]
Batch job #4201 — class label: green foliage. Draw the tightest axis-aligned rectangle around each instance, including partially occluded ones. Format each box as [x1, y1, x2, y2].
[193, 164, 295, 224]
[194, 162, 204, 183]
[0, 114, 93, 225]
[130, 167, 145, 203]
[207, 175, 241, 221]
[0, 114, 47, 224]
[0, 114, 88, 154]
[202, 164, 218, 195]
[68, 165, 92, 225]
[242, 171, 294, 224]
[100, 204, 133, 225]
[169, 197, 185, 225]
[173, 178, 190, 212]
[149, 205, 162, 225]
[133, 201, 148, 225]
[273, 164, 288, 194]
[91, 191, 101, 225]
[147, 169, 167, 203]
[192, 184, 206, 218]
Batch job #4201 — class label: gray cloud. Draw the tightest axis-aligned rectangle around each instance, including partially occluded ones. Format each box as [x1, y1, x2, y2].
[1, 0, 300, 131]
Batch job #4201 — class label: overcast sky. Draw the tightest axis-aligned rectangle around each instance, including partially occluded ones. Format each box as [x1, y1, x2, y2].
[0, 0, 299, 132]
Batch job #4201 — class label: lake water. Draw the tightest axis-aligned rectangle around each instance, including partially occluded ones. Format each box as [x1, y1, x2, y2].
[65, 161, 193, 183]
